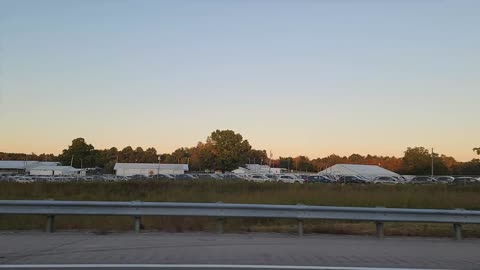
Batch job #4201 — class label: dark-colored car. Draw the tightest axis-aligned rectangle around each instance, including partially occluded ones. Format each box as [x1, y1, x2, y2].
[128, 174, 147, 180]
[305, 175, 334, 183]
[434, 176, 455, 183]
[338, 175, 368, 184]
[151, 174, 174, 180]
[410, 176, 436, 184]
[175, 174, 196, 180]
[452, 177, 478, 185]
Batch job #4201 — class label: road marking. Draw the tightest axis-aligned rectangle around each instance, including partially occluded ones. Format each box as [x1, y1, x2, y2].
[0, 264, 449, 270]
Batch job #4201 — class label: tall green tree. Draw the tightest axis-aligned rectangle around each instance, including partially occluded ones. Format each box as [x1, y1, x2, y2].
[400, 147, 449, 175]
[248, 149, 268, 164]
[207, 129, 252, 171]
[166, 147, 190, 164]
[119, 146, 134, 162]
[293, 156, 314, 172]
[279, 157, 294, 171]
[401, 147, 431, 174]
[58, 138, 96, 168]
[143, 147, 158, 163]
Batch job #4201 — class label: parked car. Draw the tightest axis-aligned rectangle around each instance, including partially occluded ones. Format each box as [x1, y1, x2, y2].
[175, 174, 197, 180]
[114, 176, 129, 181]
[338, 175, 368, 184]
[452, 177, 478, 185]
[276, 174, 303, 183]
[393, 176, 407, 182]
[410, 176, 436, 184]
[245, 174, 270, 182]
[373, 176, 399, 185]
[209, 173, 224, 180]
[305, 175, 334, 183]
[14, 176, 34, 183]
[128, 174, 147, 180]
[151, 174, 174, 180]
[434, 176, 455, 183]
[263, 174, 277, 180]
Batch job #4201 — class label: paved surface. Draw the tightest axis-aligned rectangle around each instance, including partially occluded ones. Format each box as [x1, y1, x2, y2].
[0, 232, 479, 269]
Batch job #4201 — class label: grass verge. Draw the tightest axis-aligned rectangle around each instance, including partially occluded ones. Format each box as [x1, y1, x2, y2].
[1, 180, 480, 237]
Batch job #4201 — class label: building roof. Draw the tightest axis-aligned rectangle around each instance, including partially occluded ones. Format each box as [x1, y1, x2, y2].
[30, 165, 81, 171]
[318, 164, 400, 177]
[0, 161, 60, 170]
[246, 164, 271, 171]
[113, 163, 189, 171]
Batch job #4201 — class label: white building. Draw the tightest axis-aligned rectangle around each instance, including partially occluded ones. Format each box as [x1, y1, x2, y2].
[29, 165, 86, 176]
[232, 164, 286, 174]
[318, 164, 400, 180]
[0, 161, 60, 174]
[114, 163, 189, 177]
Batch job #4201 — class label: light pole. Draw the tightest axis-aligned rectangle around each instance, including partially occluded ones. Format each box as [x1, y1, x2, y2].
[431, 148, 434, 177]
[158, 155, 161, 175]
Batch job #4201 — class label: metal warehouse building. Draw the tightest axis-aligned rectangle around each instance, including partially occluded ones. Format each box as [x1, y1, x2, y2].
[318, 164, 400, 180]
[0, 161, 60, 174]
[232, 164, 286, 174]
[114, 163, 189, 177]
[29, 165, 86, 176]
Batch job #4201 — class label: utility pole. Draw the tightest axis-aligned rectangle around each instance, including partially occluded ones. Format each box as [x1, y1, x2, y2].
[158, 155, 161, 175]
[431, 148, 434, 177]
[70, 155, 74, 167]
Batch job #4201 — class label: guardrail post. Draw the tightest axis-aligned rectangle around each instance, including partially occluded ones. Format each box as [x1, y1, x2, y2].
[375, 222, 384, 239]
[216, 218, 224, 234]
[215, 201, 224, 234]
[134, 216, 141, 233]
[46, 215, 55, 233]
[453, 223, 462, 240]
[297, 219, 304, 237]
[296, 203, 305, 237]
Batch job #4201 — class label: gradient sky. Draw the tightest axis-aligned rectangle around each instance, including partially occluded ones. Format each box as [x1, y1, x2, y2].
[1, 0, 479, 161]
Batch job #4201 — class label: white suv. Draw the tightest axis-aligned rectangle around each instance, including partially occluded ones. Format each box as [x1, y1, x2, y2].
[276, 174, 303, 184]
[246, 174, 270, 182]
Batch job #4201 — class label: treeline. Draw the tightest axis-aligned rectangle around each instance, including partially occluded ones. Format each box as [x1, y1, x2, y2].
[1, 130, 479, 175]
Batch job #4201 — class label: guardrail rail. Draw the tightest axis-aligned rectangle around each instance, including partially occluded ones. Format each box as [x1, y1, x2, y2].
[1, 200, 479, 239]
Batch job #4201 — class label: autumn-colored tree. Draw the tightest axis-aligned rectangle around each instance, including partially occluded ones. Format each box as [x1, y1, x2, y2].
[189, 142, 216, 171]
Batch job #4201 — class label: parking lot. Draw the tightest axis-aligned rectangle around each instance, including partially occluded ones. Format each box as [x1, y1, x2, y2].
[1, 173, 479, 185]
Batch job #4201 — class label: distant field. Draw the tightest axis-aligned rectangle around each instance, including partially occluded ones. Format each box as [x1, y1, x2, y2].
[1, 180, 480, 237]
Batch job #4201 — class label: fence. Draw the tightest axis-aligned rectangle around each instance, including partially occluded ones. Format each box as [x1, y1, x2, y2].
[1, 200, 480, 239]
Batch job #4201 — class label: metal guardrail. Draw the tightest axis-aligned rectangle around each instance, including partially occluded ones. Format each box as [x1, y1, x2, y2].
[1, 200, 479, 239]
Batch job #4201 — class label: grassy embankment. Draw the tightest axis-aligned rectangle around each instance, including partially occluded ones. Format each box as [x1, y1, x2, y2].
[1, 180, 480, 237]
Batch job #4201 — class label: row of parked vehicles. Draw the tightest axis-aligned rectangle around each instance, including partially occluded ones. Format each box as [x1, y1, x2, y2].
[238, 174, 480, 185]
[1, 173, 480, 185]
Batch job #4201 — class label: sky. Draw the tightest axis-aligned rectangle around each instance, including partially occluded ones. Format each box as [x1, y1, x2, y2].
[0, 0, 479, 161]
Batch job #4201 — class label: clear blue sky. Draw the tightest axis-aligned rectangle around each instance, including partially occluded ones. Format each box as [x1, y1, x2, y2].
[1, 0, 479, 161]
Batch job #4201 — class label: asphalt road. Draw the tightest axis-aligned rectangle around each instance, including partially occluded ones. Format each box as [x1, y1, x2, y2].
[0, 232, 479, 270]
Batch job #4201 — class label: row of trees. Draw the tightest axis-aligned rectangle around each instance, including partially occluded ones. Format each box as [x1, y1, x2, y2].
[1, 130, 479, 175]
